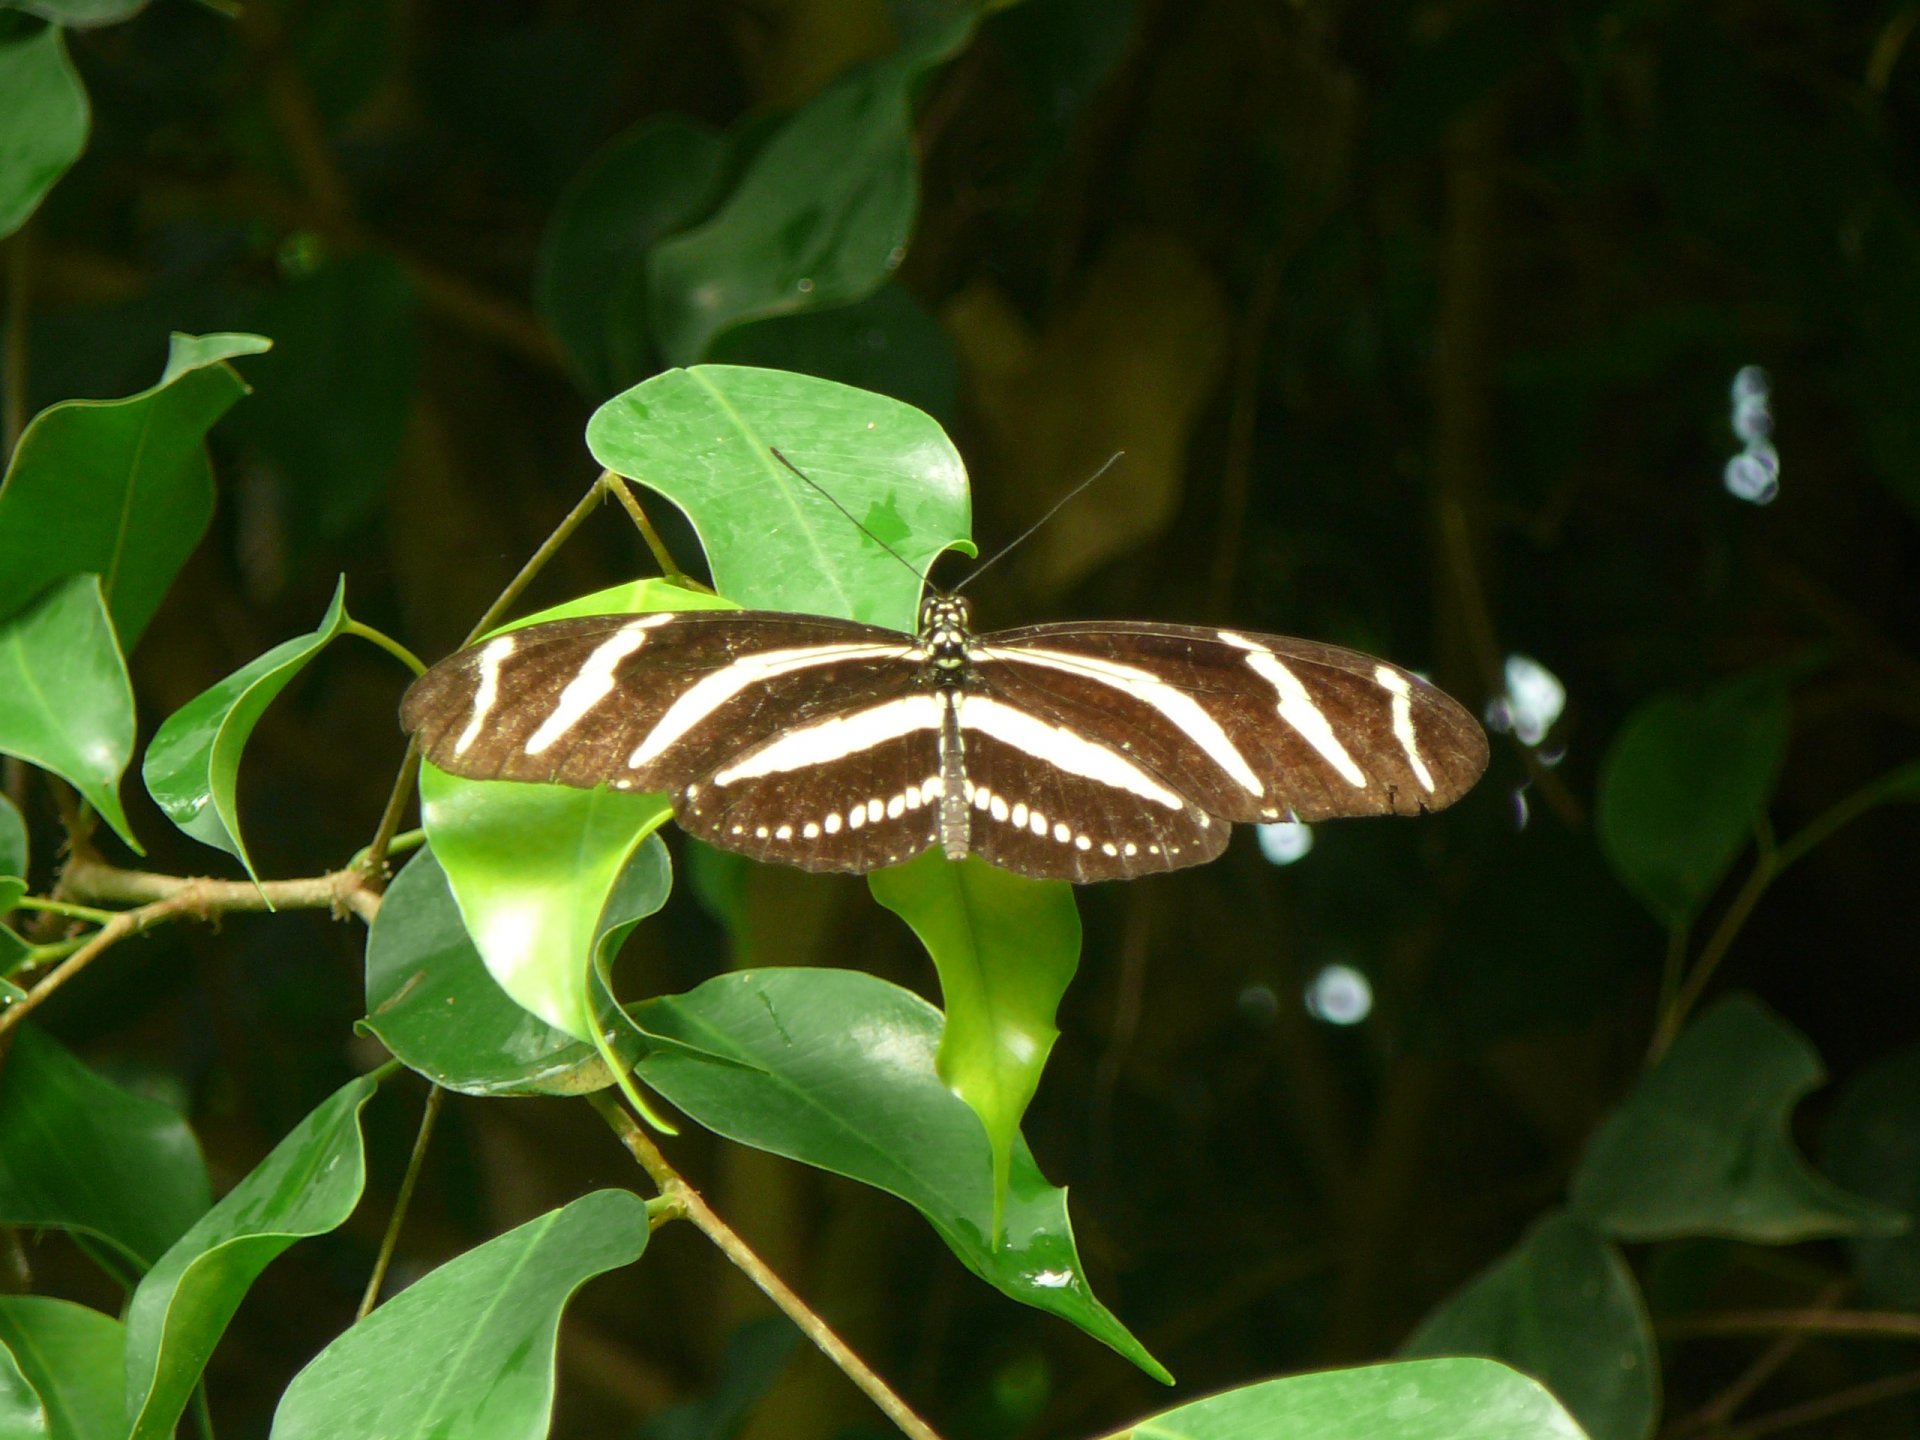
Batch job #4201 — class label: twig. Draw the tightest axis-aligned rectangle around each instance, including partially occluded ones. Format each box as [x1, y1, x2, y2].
[1724, 1368, 1920, 1440]
[1660, 1309, 1920, 1343]
[589, 1091, 946, 1440]
[358, 1083, 447, 1320]
[1672, 1279, 1850, 1436]
[1, 860, 380, 1038]
[601, 473, 694, 584]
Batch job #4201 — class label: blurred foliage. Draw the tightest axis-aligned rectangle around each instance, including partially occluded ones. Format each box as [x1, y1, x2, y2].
[4, 0, 1920, 1437]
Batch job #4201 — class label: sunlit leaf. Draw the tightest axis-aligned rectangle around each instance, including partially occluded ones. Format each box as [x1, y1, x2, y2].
[536, 115, 729, 395]
[586, 365, 972, 630]
[142, 580, 350, 884]
[1404, 1212, 1654, 1440]
[0, 332, 269, 647]
[646, 20, 973, 364]
[364, 849, 639, 1096]
[870, 850, 1079, 1229]
[0, 23, 86, 241]
[0, 1297, 123, 1440]
[123, 1073, 378, 1440]
[0, 574, 139, 851]
[0, 1026, 211, 1271]
[1573, 995, 1904, 1243]
[1098, 1358, 1590, 1440]
[1596, 672, 1789, 927]
[270, 1189, 650, 1440]
[1824, 1041, 1920, 1306]
[633, 967, 1169, 1382]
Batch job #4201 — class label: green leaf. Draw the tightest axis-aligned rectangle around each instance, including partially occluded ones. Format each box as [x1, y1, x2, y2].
[123, 1072, 378, 1440]
[1, 0, 149, 25]
[142, 580, 350, 883]
[0, 332, 270, 647]
[0, 791, 24, 879]
[1572, 995, 1904, 1243]
[536, 115, 729, 395]
[364, 849, 641, 1096]
[586, 365, 973, 630]
[0, 1297, 124, 1440]
[1596, 673, 1789, 927]
[0, 24, 86, 241]
[0, 1330, 48, 1440]
[0, 1026, 211, 1271]
[645, 21, 973, 363]
[1404, 1212, 1653, 1440]
[870, 850, 1078, 1232]
[0, 574, 139, 851]
[1824, 1042, 1920, 1306]
[269, 1189, 649, 1440]
[1099, 1358, 1590, 1440]
[633, 966, 1169, 1382]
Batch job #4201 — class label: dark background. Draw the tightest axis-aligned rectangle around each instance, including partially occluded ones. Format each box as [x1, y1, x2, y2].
[8, 1, 1920, 1437]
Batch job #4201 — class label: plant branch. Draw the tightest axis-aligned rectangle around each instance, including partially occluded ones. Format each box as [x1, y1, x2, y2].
[589, 1091, 946, 1440]
[1671, 1279, 1849, 1436]
[1724, 1368, 1920, 1440]
[602, 473, 696, 585]
[0, 859, 380, 1039]
[359, 1083, 446, 1320]
[1660, 1309, 1920, 1343]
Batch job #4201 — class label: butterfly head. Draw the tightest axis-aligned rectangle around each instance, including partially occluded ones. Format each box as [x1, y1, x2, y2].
[918, 593, 973, 671]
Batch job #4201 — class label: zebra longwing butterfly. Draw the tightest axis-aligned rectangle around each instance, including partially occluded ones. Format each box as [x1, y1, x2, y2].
[400, 593, 1488, 883]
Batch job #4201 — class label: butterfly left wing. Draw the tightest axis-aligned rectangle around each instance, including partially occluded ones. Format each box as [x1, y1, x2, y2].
[969, 622, 1488, 827]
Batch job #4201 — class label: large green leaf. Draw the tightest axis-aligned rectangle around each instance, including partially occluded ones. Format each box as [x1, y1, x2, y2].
[870, 850, 1079, 1230]
[0, 1297, 124, 1440]
[0, 23, 86, 240]
[123, 1073, 378, 1440]
[1824, 1042, 1920, 1307]
[0, 574, 139, 850]
[364, 849, 640, 1096]
[270, 1190, 650, 1440]
[1404, 1212, 1654, 1440]
[0, 1026, 211, 1271]
[0, 332, 270, 646]
[645, 20, 973, 363]
[585, 365, 972, 630]
[142, 580, 351, 884]
[1596, 673, 1789, 927]
[536, 115, 729, 395]
[1099, 1358, 1589, 1440]
[632, 967, 1168, 1382]
[1572, 995, 1903, 1243]
[0, 1330, 47, 1440]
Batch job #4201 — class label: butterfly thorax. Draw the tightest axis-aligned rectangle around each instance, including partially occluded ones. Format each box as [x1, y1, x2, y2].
[917, 594, 973, 677]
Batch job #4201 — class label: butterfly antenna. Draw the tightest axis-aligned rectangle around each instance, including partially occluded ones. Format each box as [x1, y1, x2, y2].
[954, 450, 1125, 594]
[769, 447, 930, 586]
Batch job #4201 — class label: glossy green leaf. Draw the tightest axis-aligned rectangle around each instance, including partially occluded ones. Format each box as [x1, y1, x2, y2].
[1596, 673, 1788, 927]
[708, 282, 959, 423]
[1573, 995, 1903, 1243]
[0, 1331, 47, 1440]
[0, 24, 86, 241]
[1100, 1358, 1589, 1440]
[142, 580, 350, 883]
[364, 849, 639, 1096]
[870, 850, 1079, 1229]
[633, 967, 1168, 1382]
[0, 1297, 124, 1440]
[0, 574, 139, 851]
[0, 791, 24, 879]
[0, 1026, 211, 1270]
[586, 365, 972, 629]
[646, 21, 972, 363]
[1404, 1212, 1653, 1440]
[2, 0, 148, 25]
[0, 332, 270, 646]
[536, 115, 729, 395]
[123, 1072, 378, 1440]
[1824, 1042, 1920, 1306]
[270, 1189, 649, 1440]
[221, 258, 418, 539]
